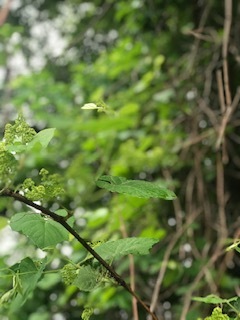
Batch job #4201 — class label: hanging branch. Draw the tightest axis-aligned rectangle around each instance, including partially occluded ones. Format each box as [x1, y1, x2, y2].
[0, 188, 158, 320]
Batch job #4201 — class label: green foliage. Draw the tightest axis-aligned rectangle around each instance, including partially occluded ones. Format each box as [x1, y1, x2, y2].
[0, 257, 46, 313]
[61, 238, 158, 291]
[10, 212, 69, 249]
[0, 114, 36, 187]
[193, 295, 238, 305]
[193, 295, 240, 319]
[73, 265, 103, 291]
[0, 115, 172, 319]
[28, 128, 56, 149]
[1, 1, 240, 319]
[96, 175, 176, 200]
[0, 116, 58, 190]
[94, 237, 159, 260]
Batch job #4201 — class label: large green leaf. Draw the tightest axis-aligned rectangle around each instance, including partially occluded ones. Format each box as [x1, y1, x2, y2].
[96, 175, 176, 200]
[10, 212, 69, 249]
[94, 237, 159, 260]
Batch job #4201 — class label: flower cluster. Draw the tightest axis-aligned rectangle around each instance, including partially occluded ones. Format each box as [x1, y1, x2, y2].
[61, 263, 78, 285]
[4, 114, 36, 145]
[21, 169, 64, 201]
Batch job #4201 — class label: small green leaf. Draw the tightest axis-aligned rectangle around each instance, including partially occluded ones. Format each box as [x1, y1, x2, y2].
[10, 212, 69, 249]
[192, 294, 238, 304]
[94, 237, 159, 260]
[73, 265, 101, 291]
[81, 103, 99, 110]
[28, 128, 55, 149]
[96, 175, 176, 200]
[55, 209, 68, 217]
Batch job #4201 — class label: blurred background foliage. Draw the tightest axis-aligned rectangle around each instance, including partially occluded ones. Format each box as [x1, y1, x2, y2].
[0, 0, 240, 319]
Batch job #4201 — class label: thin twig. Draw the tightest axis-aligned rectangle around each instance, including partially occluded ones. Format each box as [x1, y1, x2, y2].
[216, 70, 226, 113]
[216, 152, 228, 241]
[163, 169, 182, 230]
[215, 86, 240, 151]
[120, 216, 139, 320]
[180, 246, 225, 320]
[177, 129, 215, 151]
[148, 211, 200, 316]
[187, 3, 212, 73]
[215, 0, 234, 150]
[0, 189, 158, 320]
[222, 0, 232, 106]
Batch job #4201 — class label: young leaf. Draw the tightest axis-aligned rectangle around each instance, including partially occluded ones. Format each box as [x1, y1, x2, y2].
[10, 212, 69, 249]
[192, 294, 238, 304]
[17, 257, 45, 298]
[94, 237, 159, 261]
[9, 257, 46, 312]
[27, 128, 55, 149]
[96, 175, 176, 200]
[81, 103, 99, 110]
[73, 265, 101, 291]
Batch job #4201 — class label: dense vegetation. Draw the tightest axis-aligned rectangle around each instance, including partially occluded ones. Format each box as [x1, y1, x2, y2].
[0, 1, 240, 319]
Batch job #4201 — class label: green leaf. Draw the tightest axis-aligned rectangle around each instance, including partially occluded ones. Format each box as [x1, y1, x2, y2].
[192, 294, 238, 304]
[55, 209, 68, 217]
[37, 273, 61, 290]
[6, 143, 27, 153]
[96, 175, 176, 200]
[73, 265, 101, 291]
[55, 209, 75, 227]
[28, 128, 55, 149]
[10, 212, 69, 249]
[18, 257, 45, 297]
[94, 237, 159, 260]
[81, 103, 99, 110]
[9, 257, 46, 312]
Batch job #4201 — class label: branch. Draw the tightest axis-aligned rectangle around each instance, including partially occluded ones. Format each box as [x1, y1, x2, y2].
[222, 0, 232, 107]
[1, 188, 158, 320]
[180, 246, 225, 320]
[120, 216, 139, 320]
[148, 210, 200, 317]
